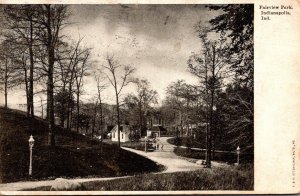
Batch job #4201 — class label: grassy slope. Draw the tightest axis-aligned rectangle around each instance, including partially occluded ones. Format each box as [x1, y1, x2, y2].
[82, 164, 254, 190]
[25, 164, 254, 191]
[0, 107, 162, 183]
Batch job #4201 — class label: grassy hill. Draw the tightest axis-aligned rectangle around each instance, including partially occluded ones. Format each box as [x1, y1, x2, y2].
[0, 107, 162, 183]
[25, 164, 254, 191]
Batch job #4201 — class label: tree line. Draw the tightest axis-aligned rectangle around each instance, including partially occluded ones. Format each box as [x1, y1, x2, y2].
[161, 5, 253, 167]
[0, 4, 253, 163]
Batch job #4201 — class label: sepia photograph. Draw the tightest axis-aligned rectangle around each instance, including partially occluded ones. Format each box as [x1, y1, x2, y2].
[0, 4, 254, 192]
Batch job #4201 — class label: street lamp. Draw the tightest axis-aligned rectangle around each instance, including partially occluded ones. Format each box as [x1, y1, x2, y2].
[28, 135, 35, 176]
[236, 146, 241, 165]
[145, 136, 147, 153]
[204, 105, 217, 167]
[212, 105, 217, 111]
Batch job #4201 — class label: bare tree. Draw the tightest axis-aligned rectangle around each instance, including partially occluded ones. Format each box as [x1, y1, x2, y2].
[133, 79, 158, 132]
[95, 71, 107, 150]
[64, 39, 84, 131]
[103, 55, 135, 148]
[35, 5, 69, 146]
[0, 42, 20, 108]
[74, 48, 91, 132]
[3, 5, 41, 117]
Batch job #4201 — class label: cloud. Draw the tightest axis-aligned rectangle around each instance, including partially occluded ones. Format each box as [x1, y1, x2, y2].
[0, 4, 221, 107]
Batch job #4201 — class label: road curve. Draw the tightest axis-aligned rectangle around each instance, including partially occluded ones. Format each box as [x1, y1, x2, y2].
[122, 137, 202, 173]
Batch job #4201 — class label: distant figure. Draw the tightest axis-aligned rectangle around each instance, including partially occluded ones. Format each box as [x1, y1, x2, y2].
[161, 143, 164, 151]
[153, 138, 157, 149]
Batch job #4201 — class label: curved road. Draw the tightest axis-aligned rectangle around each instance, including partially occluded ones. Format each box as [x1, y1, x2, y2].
[122, 137, 202, 173]
[0, 137, 223, 191]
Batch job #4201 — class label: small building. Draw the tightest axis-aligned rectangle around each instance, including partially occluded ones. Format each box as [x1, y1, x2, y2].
[111, 125, 131, 143]
[147, 124, 167, 138]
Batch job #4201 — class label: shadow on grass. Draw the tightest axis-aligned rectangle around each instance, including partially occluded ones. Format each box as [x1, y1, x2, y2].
[79, 164, 253, 191]
[25, 164, 253, 191]
[0, 107, 162, 183]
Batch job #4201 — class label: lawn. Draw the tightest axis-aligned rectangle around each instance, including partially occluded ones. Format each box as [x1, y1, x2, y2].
[168, 137, 254, 163]
[173, 147, 253, 164]
[0, 107, 162, 183]
[25, 164, 254, 191]
[167, 136, 207, 149]
[121, 140, 155, 152]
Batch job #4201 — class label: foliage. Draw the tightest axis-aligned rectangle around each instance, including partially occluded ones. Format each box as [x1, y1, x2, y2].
[128, 130, 141, 142]
[208, 4, 254, 89]
[54, 89, 74, 125]
[180, 5, 254, 166]
[123, 79, 158, 130]
[207, 4, 254, 153]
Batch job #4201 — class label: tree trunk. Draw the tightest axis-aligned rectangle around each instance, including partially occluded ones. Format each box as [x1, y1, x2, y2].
[4, 59, 8, 108]
[41, 99, 44, 119]
[139, 100, 142, 133]
[4, 84, 7, 109]
[91, 101, 97, 139]
[66, 83, 73, 131]
[29, 18, 34, 118]
[179, 111, 183, 137]
[76, 92, 80, 133]
[99, 98, 103, 152]
[116, 94, 121, 148]
[66, 93, 71, 131]
[206, 45, 216, 168]
[46, 5, 55, 147]
[47, 55, 55, 146]
[70, 107, 73, 130]
[60, 109, 65, 127]
[25, 71, 30, 117]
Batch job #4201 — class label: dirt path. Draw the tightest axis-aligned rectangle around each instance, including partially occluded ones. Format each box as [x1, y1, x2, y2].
[0, 176, 132, 191]
[122, 137, 202, 173]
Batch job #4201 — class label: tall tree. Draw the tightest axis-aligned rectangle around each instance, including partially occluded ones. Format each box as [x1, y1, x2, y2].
[103, 55, 135, 148]
[74, 48, 91, 132]
[208, 4, 254, 153]
[3, 5, 40, 117]
[188, 27, 232, 168]
[95, 72, 107, 150]
[208, 4, 254, 89]
[0, 42, 20, 108]
[36, 5, 69, 146]
[166, 80, 198, 137]
[64, 39, 84, 131]
[134, 79, 158, 132]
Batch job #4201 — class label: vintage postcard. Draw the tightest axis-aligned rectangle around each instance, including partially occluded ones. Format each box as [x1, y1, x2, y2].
[0, 0, 299, 195]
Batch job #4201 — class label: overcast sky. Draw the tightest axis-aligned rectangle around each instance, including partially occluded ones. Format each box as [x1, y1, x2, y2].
[1, 4, 221, 111]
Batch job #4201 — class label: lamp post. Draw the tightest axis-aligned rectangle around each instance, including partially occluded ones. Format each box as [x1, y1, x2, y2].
[236, 146, 240, 165]
[145, 136, 147, 152]
[205, 105, 217, 167]
[203, 122, 208, 165]
[28, 135, 35, 176]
